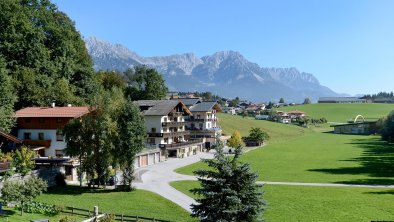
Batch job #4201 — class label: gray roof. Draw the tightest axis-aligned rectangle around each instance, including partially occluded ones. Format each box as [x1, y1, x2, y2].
[177, 98, 201, 107]
[135, 100, 188, 116]
[318, 97, 366, 102]
[189, 101, 219, 112]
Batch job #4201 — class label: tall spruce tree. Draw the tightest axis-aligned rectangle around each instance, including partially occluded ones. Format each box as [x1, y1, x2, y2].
[191, 141, 265, 222]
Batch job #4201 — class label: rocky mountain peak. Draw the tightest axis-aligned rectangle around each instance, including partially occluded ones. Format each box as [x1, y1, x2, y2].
[85, 36, 340, 102]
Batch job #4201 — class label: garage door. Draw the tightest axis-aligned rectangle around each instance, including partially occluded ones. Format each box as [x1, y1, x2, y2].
[140, 155, 148, 167]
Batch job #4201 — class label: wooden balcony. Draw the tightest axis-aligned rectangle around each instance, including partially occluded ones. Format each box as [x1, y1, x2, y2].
[162, 121, 186, 127]
[168, 111, 183, 117]
[159, 139, 203, 149]
[148, 131, 190, 138]
[23, 139, 51, 148]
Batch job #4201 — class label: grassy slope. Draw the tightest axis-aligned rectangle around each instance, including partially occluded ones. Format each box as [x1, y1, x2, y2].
[217, 113, 308, 142]
[30, 186, 195, 222]
[278, 103, 394, 122]
[171, 181, 394, 222]
[178, 106, 394, 184]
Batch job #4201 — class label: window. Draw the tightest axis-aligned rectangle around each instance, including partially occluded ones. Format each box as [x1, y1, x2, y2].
[147, 138, 155, 144]
[55, 150, 64, 158]
[38, 132, 44, 140]
[151, 128, 156, 133]
[197, 115, 201, 119]
[199, 123, 203, 130]
[24, 132, 31, 140]
[164, 117, 168, 122]
[163, 128, 167, 132]
[164, 138, 168, 143]
[56, 130, 64, 141]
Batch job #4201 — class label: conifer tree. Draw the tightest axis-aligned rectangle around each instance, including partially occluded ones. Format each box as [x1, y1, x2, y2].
[191, 141, 265, 222]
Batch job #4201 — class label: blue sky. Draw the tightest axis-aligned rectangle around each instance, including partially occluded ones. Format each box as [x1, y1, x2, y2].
[52, 0, 394, 95]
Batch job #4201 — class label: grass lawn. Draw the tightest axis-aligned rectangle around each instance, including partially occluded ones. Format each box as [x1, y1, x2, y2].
[277, 103, 394, 122]
[217, 113, 309, 143]
[178, 112, 394, 185]
[13, 186, 195, 222]
[0, 208, 82, 221]
[177, 133, 394, 185]
[170, 180, 394, 222]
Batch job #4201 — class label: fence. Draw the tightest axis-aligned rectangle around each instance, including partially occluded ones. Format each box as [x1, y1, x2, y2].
[61, 206, 172, 222]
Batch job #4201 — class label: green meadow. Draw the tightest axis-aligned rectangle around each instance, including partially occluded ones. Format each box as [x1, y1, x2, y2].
[170, 181, 394, 222]
[4, 186, 195, 222]
[277, 103, 394, 122]
[174, 104, 394, 221]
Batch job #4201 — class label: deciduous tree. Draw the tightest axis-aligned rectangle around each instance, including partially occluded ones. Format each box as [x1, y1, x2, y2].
[13, 146, 35, 176]
[244, 127, 269, 144]
[227, 130, 242, 148]
[381, 111, 394, 142]
[124, 65, 168, 101]
[0, 0, 96, 108]
[0, 58, 16, 132]
[1, 177, 47, 215]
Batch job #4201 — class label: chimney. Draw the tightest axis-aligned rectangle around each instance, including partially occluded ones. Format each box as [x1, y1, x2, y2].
[51, 102, 55, 108]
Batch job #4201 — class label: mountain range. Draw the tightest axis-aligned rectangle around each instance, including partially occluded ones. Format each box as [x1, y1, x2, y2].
[85, 37, 342, 102]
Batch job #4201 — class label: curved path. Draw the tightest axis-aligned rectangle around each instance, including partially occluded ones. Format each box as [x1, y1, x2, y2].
[133, 151, 394, 213]
[133, 152, 213, 212]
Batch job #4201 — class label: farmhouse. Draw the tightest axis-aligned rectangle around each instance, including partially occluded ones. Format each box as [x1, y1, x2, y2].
[318, 97, 366, 103]
[287, 110, 306, 119]
[331, 121, 378, 135]
[135, 100, 204, 159]
[14, 105, 91, 181]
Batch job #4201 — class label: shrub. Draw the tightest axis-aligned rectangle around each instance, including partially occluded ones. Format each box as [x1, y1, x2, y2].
[100, 214, 115, 222]
[59, 216, 77, 222]
[17, 201, 61, 215]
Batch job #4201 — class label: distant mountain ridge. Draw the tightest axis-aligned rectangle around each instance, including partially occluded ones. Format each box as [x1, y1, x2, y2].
[85, 37, 342, 102]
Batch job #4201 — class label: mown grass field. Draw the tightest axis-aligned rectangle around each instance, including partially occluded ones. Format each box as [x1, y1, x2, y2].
[177, 133, 394, 185]
[5, 186, 195, 222]
[174, 103, 394, 221]
[217, 113, 309, 142]
[170, 181, 394, 222]
[178, 106, 394, 185]
[277, 103, 394, 122]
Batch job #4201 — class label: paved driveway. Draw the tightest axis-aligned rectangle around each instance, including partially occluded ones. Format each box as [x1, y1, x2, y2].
[133, 151, 214, 212]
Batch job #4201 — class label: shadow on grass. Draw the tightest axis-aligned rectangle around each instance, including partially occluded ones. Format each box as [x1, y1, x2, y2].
[308, 137, 394, 185]
[45, 185, 120, 196]
[0, 209, 17, 218]
[365, 189, 394, 195]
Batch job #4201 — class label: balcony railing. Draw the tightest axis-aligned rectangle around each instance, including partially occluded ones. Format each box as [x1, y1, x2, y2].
[159, 139, 204, 149]
[23, 140, 51, 148]
[187, 118, 218, 122]
[162, 121, 186, 127]
[168, 111, 183, 117]
[148, 131, 190, 137]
